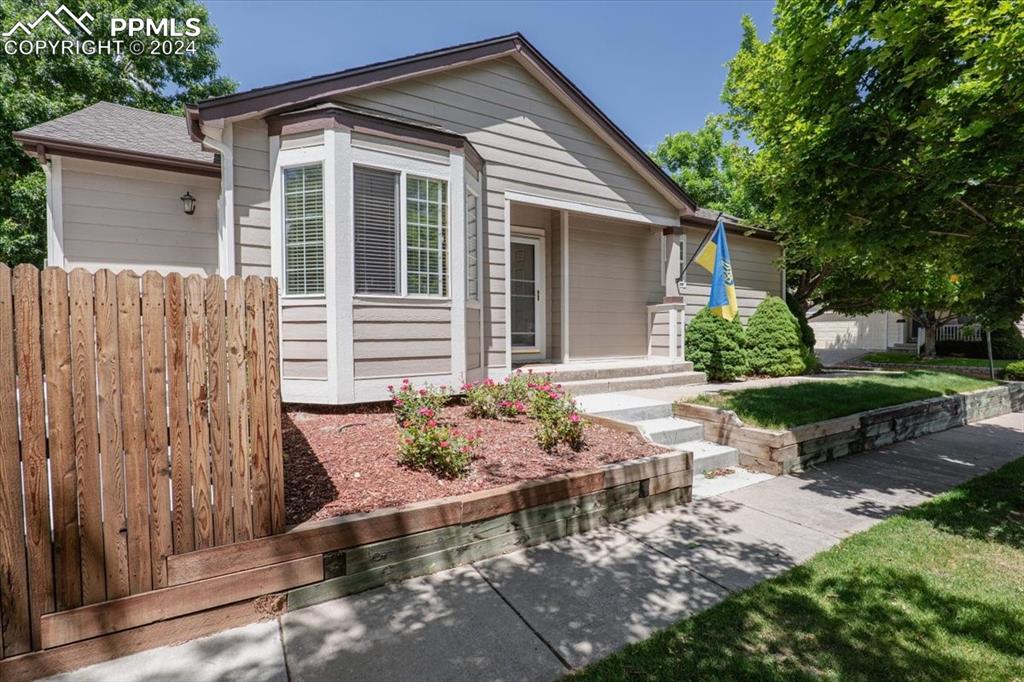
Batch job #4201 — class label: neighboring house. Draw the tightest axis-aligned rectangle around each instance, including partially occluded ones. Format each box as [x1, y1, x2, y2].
[14, 33, 783, 405]
[811, 311, 1024, 353]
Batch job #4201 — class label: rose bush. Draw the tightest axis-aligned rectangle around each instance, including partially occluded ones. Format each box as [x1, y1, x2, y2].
[397, 421, 477, 478]
[527, 379, 586, 452]
[388, 379, 448, 426]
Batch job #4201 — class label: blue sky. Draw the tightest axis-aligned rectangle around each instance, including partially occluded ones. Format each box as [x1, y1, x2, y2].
[204, 1, 775, 151]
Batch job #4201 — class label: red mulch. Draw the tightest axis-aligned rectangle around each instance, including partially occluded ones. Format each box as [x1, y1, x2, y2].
[283, 403, 665, 524]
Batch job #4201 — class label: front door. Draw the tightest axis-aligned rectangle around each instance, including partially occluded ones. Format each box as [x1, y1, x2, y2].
[510, 234, 546, 361]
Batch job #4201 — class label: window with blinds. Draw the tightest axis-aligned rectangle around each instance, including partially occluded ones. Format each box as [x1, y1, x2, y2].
[466, 188, 479, 302]
[283, 164, 325, 295]
[353, 166, 399, 294]
[406, 176, 448, 296]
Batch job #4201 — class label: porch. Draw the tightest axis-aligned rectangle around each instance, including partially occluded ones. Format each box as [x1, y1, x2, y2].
[505, 199, 692, 383]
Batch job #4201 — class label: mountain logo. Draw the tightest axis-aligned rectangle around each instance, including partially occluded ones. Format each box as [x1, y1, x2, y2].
[3, 5, 95, 37]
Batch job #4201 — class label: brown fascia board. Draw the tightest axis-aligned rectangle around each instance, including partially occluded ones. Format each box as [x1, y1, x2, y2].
[15, 133, 221, 178]
[675, 216, 778, 242]
[190, 33, 694, 211]
[266, 106, 485, 169]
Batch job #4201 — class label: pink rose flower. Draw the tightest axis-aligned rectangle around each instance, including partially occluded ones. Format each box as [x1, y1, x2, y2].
[569, 413, 581, 423]
[418, 407, 434, 417]
[394, 399, 404, 407]
[439, 440, 449, 448]
[427, 419, 437, 428]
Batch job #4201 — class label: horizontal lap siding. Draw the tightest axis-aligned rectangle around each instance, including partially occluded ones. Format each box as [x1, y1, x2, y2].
[340, 57, 679, 370]
[60, 158, 219, 275]
[352, 303, 451, 378]
[234, 119, 271, 277]
[569, 215, 662, 358]
[280, 300, 328, 379]
[682, 227, 782, 323]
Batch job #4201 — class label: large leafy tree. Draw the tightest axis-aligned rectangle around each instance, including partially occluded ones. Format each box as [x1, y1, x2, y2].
[722, 1, 1024, 331]
[0, 0, 236, 265]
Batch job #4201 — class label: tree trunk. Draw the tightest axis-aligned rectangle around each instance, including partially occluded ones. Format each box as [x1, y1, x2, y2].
[922, 323, 939, 358]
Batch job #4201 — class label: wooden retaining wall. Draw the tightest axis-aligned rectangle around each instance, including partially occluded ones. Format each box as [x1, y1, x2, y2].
[0, 264, 284, 665]
[2, 449, 692, 680]
[675, 384, 1024, 474]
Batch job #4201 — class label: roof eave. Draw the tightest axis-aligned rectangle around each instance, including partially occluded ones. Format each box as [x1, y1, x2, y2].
[14, 132, 221, 177]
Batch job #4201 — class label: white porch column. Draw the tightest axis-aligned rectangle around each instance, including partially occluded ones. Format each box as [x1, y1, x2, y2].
[560, 210, 570, 363]
[663, 227, 681, 300]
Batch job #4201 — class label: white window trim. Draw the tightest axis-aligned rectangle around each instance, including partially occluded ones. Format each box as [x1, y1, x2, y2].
[350, 148, 451, 301]
[281, 162, 327, 297]
[273, 144, 328, 300]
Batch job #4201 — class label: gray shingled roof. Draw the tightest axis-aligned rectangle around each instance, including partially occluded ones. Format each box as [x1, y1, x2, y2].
[16, 102, 215, 164]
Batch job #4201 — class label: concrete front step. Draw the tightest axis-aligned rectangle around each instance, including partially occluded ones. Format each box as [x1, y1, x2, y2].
[526, 360, 696, 383]
[561, 370, 706, 396]
[684, 440, 741, 472]
[576, 394, 674, 422]
[634, 416, 704, 446]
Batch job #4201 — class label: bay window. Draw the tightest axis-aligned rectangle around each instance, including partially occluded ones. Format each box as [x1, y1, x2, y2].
[353, 164, 449, 297]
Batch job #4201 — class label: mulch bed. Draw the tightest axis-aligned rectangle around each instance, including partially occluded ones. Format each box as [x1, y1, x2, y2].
[283, 403, 665, 525]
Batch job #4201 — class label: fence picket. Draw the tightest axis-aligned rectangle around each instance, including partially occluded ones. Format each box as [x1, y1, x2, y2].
[141, 272, 172, 587]
[186, 275, 214, 550]
[264, 278, 285, 533]
[205, 276, 232, 545]
[68, 269, 105, 605]
[246, 278, 272, 537]
[13, 264, 55, 648]
[0, 263, 31, 657]
[165, 273, 194, 554]
[40, 268, 81, 611]
[94, 270, 130, 599]
[116, 271, 153, 594]
[226, 277, 253, 542]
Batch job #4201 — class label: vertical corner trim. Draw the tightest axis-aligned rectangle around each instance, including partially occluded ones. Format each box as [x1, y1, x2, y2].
[560, 210, 570, 363]
[44, 155, 65, 267]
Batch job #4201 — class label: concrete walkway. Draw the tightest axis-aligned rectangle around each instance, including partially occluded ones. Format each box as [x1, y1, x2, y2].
[45, 413, 1024, 682]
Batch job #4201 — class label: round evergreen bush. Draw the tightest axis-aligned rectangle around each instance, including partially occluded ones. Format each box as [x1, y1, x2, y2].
[745, 296, 808, 377]
[686, 308, 748, 381]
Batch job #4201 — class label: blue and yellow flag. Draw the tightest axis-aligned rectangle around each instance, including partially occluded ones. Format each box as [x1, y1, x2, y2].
[694, 221, 739, 321]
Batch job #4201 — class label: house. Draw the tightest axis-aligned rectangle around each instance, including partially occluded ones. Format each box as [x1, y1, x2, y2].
[812, 310, 1024, 354]
[14, 33, 783, 405]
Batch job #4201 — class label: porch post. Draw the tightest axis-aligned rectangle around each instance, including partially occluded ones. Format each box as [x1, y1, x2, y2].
[561, 210, 570, 363]
[449, 150, 467, 383]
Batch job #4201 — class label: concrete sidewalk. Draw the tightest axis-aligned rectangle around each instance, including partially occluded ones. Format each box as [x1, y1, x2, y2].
[45, 412, 1024, 682]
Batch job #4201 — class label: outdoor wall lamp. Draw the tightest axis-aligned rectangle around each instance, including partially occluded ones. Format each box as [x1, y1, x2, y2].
[180, 190, 196, 215]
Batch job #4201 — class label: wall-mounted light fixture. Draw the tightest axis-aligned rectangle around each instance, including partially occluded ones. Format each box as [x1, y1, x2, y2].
[180, 191, 196, 215]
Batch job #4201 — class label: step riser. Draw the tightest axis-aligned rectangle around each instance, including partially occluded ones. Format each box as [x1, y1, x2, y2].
[645, 426, 704, 446]
[589, 404, 673, 422]
[564, 372, 706, 396]
[539, 362, 694, 383]
[693, 449, 740, 472]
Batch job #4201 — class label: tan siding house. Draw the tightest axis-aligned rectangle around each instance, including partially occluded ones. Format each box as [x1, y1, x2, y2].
[16, 33, 783, 405]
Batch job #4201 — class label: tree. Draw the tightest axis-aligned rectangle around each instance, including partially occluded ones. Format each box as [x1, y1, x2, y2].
[722, 2, 1024, 330]
[0, 0, 236, 265]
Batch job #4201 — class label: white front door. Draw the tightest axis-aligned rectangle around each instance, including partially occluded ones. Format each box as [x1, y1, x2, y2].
[510, 234, 546, 361]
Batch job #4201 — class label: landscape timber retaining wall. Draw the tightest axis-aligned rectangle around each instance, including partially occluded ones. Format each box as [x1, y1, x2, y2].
[674, 383, 1024, 475]
[1, 449, 691, 681]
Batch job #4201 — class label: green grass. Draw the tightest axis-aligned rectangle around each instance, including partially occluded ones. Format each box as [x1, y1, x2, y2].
[862, 352, 1011, 369]
[576, 457, 1024, 682]
[690, 371, 996, 429]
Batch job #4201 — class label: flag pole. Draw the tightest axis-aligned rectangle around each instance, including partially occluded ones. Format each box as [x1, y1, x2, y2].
[679, 212, 723, 279]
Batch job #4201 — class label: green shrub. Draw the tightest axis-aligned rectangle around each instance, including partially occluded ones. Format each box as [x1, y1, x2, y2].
[388, 380, 449, 426]
[686, 309, 749, 381]
[528, 381, 585, 452]
[745, 296, 808, 377]
[398, 421, 476, 478]
[463, 371, 536, 419]
[1002, 360, 1024, 381]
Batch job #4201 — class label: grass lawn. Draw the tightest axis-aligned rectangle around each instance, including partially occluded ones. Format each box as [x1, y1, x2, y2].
[691, 371, 996, 429]
[577, 456, 1024, 682]
[862, 351, 1011, 369]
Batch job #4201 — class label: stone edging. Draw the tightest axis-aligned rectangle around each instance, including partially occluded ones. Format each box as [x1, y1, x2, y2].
[674, 383, 1024, 475]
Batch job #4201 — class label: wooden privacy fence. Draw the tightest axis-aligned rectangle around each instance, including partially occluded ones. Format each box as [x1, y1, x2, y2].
[0, 264, 283, 659]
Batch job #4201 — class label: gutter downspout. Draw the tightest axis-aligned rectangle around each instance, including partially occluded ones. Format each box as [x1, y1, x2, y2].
[202, 124, 236, 276]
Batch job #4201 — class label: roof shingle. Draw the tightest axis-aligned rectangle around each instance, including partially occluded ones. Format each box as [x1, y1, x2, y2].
[16, 102, 215, 164]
